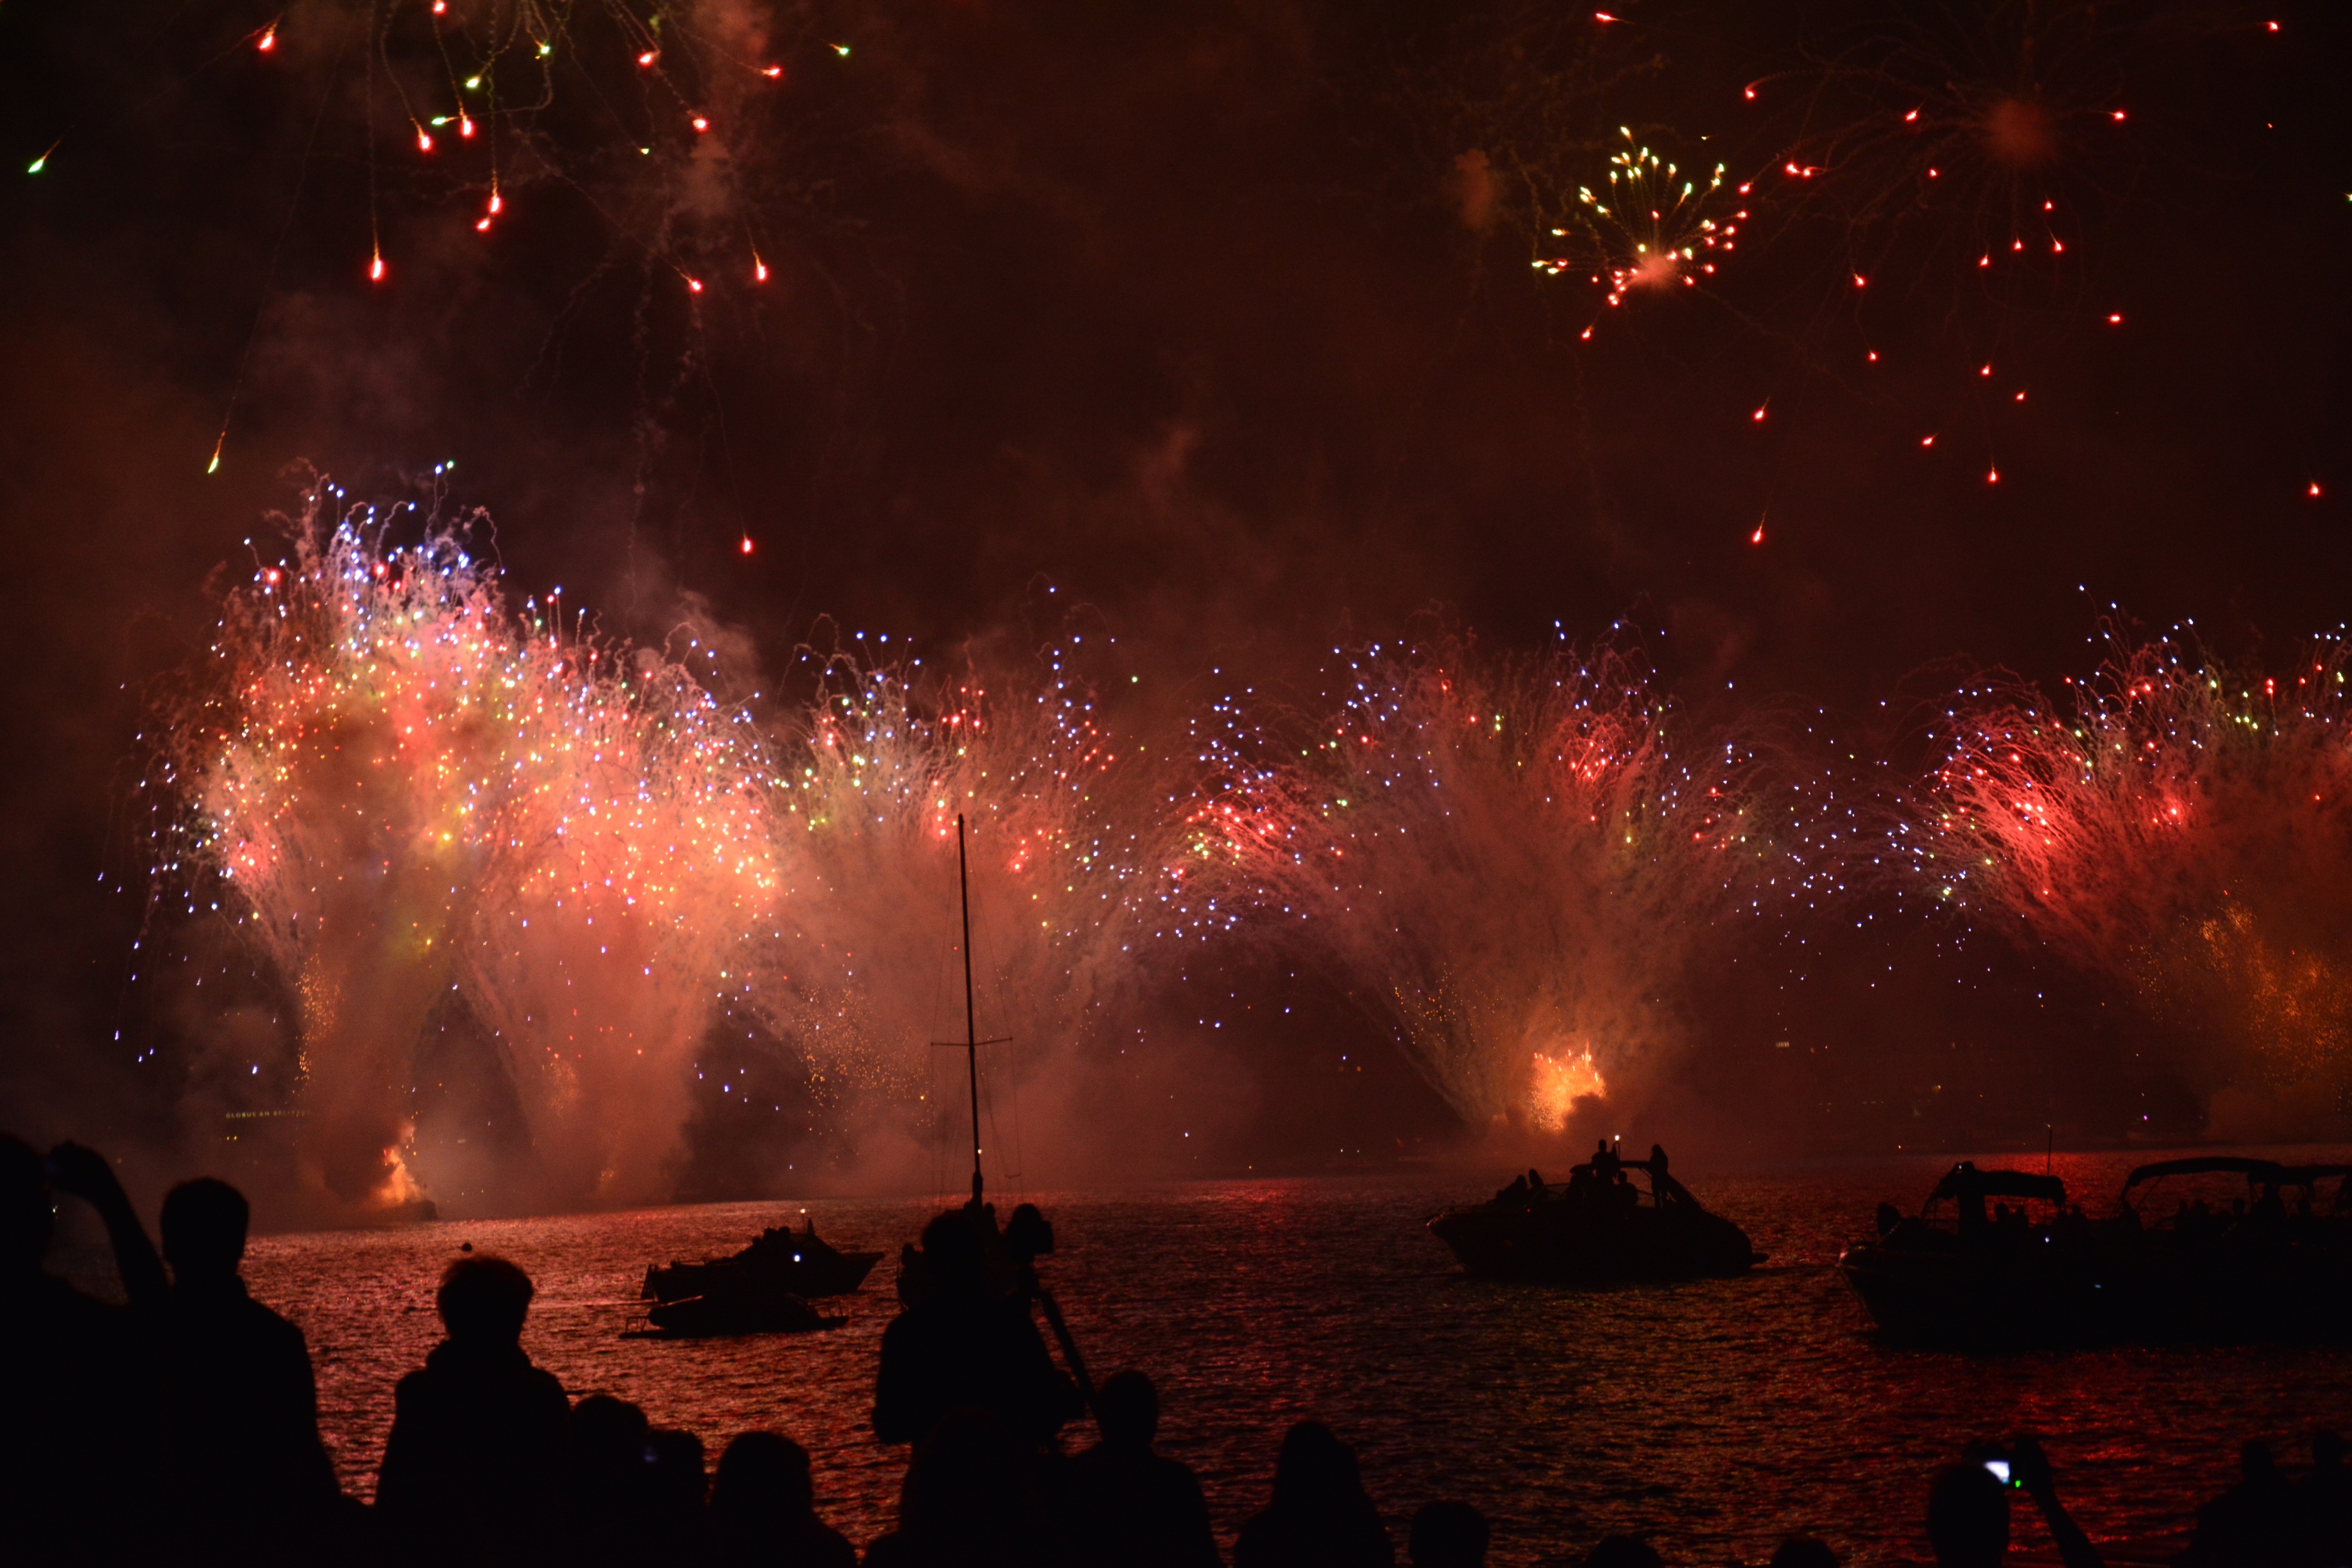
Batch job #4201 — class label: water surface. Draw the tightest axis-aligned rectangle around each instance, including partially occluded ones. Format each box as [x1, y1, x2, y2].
[236, 1152, 2352, 1566]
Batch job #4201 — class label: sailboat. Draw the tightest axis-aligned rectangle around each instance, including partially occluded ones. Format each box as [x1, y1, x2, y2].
[893, 809, 1022, 1305]
[889, 814, 1097, 1412]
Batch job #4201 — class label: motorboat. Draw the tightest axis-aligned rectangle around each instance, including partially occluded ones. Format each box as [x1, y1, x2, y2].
[640, 1214, 882, 1306]
[1840, 1155, 2352, 1346]
[1428, 1148, 1764, 1285]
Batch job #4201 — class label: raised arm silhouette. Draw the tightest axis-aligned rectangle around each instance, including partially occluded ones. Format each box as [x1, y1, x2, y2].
[0, 1133, 163, 1565]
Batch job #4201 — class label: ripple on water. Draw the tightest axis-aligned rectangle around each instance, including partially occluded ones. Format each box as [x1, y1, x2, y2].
[225, 1155, 2352, 1567]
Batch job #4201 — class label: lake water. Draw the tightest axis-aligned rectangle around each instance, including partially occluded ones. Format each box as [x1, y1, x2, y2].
[225, 1151, 2352, 1566]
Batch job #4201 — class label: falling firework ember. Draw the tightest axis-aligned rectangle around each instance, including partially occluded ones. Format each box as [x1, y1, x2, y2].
[157, 495, 778, 1210]
[1177, 635, 1788, 1132]
[1913, 625, 2352, 1118]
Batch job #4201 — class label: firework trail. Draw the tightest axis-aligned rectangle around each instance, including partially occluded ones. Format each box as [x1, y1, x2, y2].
[161, 494, 777, 1210]
[1728, 0, 2278, 472]
[20, 0, 868, 475]
[295, 0, 844, 285]
[1176, 635, 1790, 1133]
[743, 641, 1184, 1168]
[1751, 1, 2146, 259]
[1913, 625, 2352, 1117]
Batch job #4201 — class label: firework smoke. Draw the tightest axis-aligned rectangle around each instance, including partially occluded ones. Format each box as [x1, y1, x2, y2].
[744, 643, 1184, 1175]
[162, 497, 777, 1212]
[1915, 625, 2352, 1125]
[1178, 635, 1788, 1135]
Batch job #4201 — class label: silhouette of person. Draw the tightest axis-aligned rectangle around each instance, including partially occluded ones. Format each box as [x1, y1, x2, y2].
[0, 1133, 163, 1565]
[1233, 1419, 1392, 1568]
[1768, 1537, 1841, 1568]
[861, 1406, 1057, 1568]
[376, 1253, 571, 1567]
[563, 1392, 659, 1568]
[1581, 1538, 1660, 1568]
[47, 1140, 168, 1308]
[709, 1431, 856, 1568]
[1926, 1437, 2101, 1568]
[1926, 1462, 2008, 1567]
[154, 1175, 342, 1565]
[1408, 1500, 1488, 1567]
[1648, 1145, 1670, 1184]
[647, 1427, 714, 1561]
[2297, 1430, 2352, 1566]
[873, 1210, 1083, 1450]
[2181, 1439, 2294, 1567]
[1002, 1202, 1096, 1412]
[1066, 1370, 1219, 1567]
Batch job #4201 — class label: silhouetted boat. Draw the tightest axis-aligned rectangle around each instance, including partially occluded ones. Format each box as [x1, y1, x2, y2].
[1428, 1150, 1764, 1284]
[634, 1274, 847, 1339]
[885, 813, 1099, 1412]
[640, 1215, 882, 1306]
[1840, 1155, 2352, 1347]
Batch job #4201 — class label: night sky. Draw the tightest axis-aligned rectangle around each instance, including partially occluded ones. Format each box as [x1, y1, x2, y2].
[4, 1, 2348, 1185]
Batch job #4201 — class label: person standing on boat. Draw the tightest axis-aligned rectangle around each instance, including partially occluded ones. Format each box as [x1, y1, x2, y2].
[872, 1209, 1083, 1451]
[1592, 1140, 1621, 1187]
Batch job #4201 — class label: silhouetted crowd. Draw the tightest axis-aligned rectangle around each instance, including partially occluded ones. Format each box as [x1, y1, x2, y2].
[6, 1132, 2346, 1567]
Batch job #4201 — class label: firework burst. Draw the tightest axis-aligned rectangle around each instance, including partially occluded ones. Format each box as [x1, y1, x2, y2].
[1534, 129, 1740, 305]
[158, 493, 778, 1209]
[1912, 623, 2352, 1114]
[1176, 634, 1790, 1131]
[742, 639, 1184, 1166]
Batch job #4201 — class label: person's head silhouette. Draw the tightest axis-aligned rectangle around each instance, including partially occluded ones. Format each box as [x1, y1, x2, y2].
[1409, 1500, 1489, 1567]
[1003, 1203, 1054, 1264]
[714, 1431, 816, 1524]
[161, 1177, 248, 1289]
[437, 1253, 534, 1348]
[1926, 1463, 2009, 1568]
[1095, 1369, 1158, 1453]
[0, 1133, 53, 1276]
[2316, 1429, 2346, 1471]
[570, 1392, 650, 1470]
[918, 1210, 985, 1292]
[1271, 1420, 1351, 1513]
[1769, 1537, 1841, 1568]
[646, 1428, 706, 1517]
[1583, 1537, 1661, 1568]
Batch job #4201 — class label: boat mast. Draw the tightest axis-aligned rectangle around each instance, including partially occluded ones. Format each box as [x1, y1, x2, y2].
[957, 813, 983, 1206]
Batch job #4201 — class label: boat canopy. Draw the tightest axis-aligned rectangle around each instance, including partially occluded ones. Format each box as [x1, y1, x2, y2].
[2122, 1156, 2287, 1191]
[1559, 1156, 1705, 1209]
[1929, 1162, 2067, 1204]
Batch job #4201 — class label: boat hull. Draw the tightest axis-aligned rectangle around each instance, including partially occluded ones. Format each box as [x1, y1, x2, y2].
[1840, 1232, 2352, 1347]
[642, 1236, 881, 1304]
[642, 1285, 844, 1338]
[1429, 1203, 1760, 1285]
